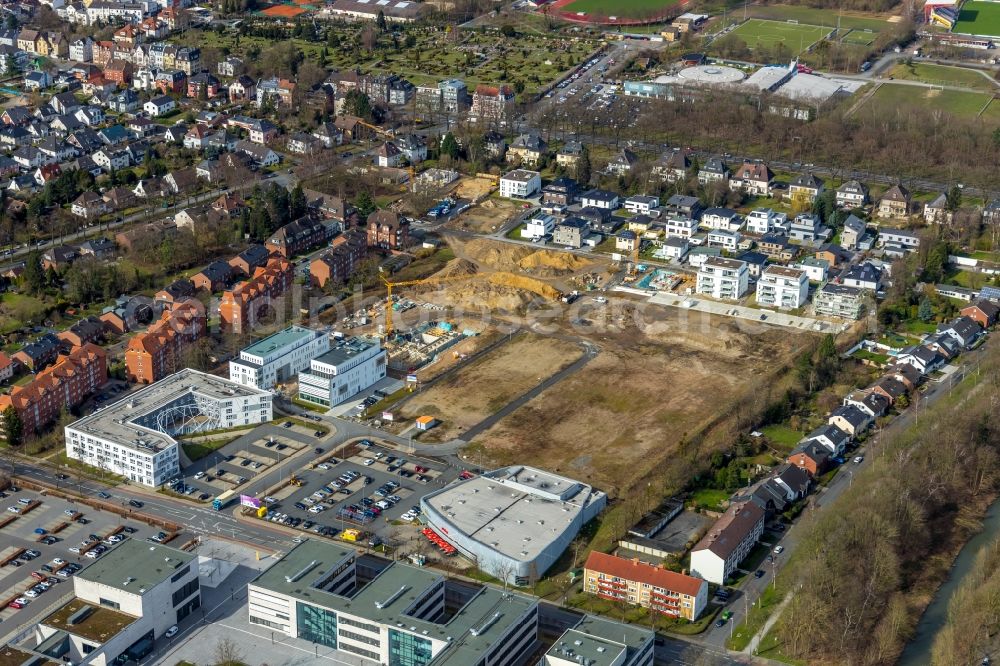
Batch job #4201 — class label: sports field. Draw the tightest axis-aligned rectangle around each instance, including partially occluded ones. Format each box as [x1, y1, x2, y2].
[953, 0, 1000, 36]
[864, 83, 992, 118]
[557, 0, 680, 19]
[746, 4, 892, 31]
[840, 28, 878, 44]
[727, 19, 833, 53]
[889, 62, 996, 91]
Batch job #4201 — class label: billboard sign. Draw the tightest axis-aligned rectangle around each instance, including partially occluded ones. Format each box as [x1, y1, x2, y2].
[240, 495, 261, 509]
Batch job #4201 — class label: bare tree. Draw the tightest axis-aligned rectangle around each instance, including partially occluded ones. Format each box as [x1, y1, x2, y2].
[214, 637, 245, 666]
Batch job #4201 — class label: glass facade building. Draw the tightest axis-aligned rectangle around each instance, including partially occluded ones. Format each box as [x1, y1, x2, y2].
[297, 602, 338, 649]
[389, 629, 433, 666]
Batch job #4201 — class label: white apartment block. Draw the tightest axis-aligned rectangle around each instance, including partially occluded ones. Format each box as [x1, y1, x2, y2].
[756, 265, 809, 309]
[522, 213, 556, 239]
[298, 337, 386, 408]
[706, 229, 740, 252]
[229, 325, 329, 390]
[690, 501, 765, 585]
[696, 257, 749, 300]
[663, 216, 698, 238]
[65, 369, 272, 486]
[814, 282, 865, 319]
[744, 209, 787, 235]
[499, 169, 541, 199]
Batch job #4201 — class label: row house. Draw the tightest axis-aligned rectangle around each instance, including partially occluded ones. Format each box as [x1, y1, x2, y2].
[0, 343, 107, 434]
[219, 256, 294, 334]
[124, 302, 207, 384]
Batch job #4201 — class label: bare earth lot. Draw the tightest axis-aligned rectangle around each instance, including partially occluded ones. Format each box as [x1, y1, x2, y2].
[399, 332, 583, 441]
[468, 305, 805, 493]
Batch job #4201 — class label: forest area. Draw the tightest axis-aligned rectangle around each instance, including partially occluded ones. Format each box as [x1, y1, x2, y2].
[768, 340, 1000, 665]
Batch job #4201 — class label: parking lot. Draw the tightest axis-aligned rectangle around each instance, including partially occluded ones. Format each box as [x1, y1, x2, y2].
[167, 420, 330, 502]
[252, 440, 456, 545]
[0, 487, 192, 638]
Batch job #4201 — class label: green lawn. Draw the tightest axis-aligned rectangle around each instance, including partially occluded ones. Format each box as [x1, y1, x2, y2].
[853, 349, 890, 365]
[745, 5, 891, 32]
[865, 83, 992, 118]
[890, 62, 996, 91]
[761, 424, 805, 449]
[726, 583, 786, 651]
[727, 19, 832, 54]
[979, 98, 1000, 121]
[839, 29, 877, 45]
[901, 319, 938, 335]
[691, 488, 730, 511]
[559, 0, 682, 19]
[181, 439, 232, 461]
[954, 0, 1000, 36]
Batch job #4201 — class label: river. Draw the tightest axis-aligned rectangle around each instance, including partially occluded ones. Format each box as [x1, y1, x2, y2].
[897, 498, 1000, 665]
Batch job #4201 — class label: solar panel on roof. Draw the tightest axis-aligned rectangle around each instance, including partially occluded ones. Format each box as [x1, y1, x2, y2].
[979, 286, 1000, 301]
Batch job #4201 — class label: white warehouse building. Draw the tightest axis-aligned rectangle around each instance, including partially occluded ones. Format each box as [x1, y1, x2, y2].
[65, 369, 272, 487]
[297, 336, 386, 408]
[229, 325, 329, 390]
[421, 466, 606, 586]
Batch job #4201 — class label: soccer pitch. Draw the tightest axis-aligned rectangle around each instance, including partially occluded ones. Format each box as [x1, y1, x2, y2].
[728, 19, 833, 53]
[953, 0, 1000, 36]
[558, 0, 681, 18]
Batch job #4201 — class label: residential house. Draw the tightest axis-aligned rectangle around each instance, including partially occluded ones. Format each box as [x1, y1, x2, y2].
[217, 55, 243, 77]
[605, 148, 638, 176]
[125, 303, 207, 384]
[663, 216, 698, 239]
[787, 440, 832, 477]
[469, 84, 514, 125]
[836, 179, 869, 209]
[580, 189, 619, 210]
[924, 193, 952, 224]
[879, 228, 920, 255]
[828, 404, 870, 437]
[815, 243, 853, 269]
[961, 300, 1000, 329]
[229, 244, 271, 277]
[71, 191, 110, 218]
[689, 501, 765, 585]
[877, 184, 911, 219]
[624, 195, 660, 216]
[745, 209, 786, 235]
[706, 229, 740, 252]
[375, 141, 402, 168]
[507, 133, 547, 167]
[552, 217, 589, 249]
[731, 162, 773, 196]
[143, 95, 175, 117]
[309, 231, 367, 288]
[265, 218, 332, 258]
[788, 213, 829, 243]
[219, 257, 294, 334]
[756, 265, 808, 309]
[228, 74, 256, 102]
[523, 213, 556, 240]
[701, 208, 742, 232]
[652, 150, 690, 183]
[41, 245, 78, 272]
[842, 261, 882, 291]
[936, 315, 983, 349]
[840, 214, 867, 251]
[312, 122, 342, 149]
[697, 257, 749, 300]
[659, 236, 689, 261]
[235, 141, 280, 168]
[367, 210, 410, 250]
[191, 261, 234, 293]
[12, 334, 62, 372]
[786, 173, 823, 205]
[256, 77, 295, 108]
[583, 551, 708, 621]
[843, 390, 889, 420]
[870, 375, 910, 404]
[795, 256, 829, 282]
[78, 237, 116, 259]
[758, 234, 795, 260]
[499, 169, 541, 199]
[736, 250, 768, 278]
[187, 72, 220, 99]
[57, 317, 105, 348]
[698, 156, 728, 185]
[556, 141, 582, 169]
[803, 423, 850, 456]
[894, 345, 941, 375]
[541, 177, 579, 207]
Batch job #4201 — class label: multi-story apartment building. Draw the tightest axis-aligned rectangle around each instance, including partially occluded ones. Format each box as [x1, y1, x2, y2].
[813, 282, 865, 320]
[470, 84, 514, 125]
[265, 217, 332, 258]
[583, 551, 708, 621]
[696, 257, 749, 300]
[229, 325, 329, 390]
[298, 337, 386, 408]
[756, 265, 809, 309]
[439, 78, 468, 112]
[124, 303, 206, 384]
[689, 501, 765, 585]
[366, 210, 410, 250]
[65, 369, 271, 487]
[0, 343, 107, 434]
[219, 256, 294, 334]
[499, 169, 541, 199]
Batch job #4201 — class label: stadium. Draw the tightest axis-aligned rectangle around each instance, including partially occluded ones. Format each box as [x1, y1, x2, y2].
[420, 465, 606, 586]
[65, 369, 273, 487]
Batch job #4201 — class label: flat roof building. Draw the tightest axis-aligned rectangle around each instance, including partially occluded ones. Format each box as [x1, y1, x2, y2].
[249, 541, 653, 666]
[421, 466, 606, 586]
[229, 325, 330, 390]
[65, 369, 272, 486]
[298, 336, 386, 409]
[13, 540, 200, 666]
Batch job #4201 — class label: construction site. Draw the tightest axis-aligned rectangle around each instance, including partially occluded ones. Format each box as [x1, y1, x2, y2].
[333, 231, 810, 506]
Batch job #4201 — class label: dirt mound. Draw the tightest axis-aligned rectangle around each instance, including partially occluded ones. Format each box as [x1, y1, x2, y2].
[436, 258, 479, 278]
[459, 238, 533, 271]
[518, 250, 590, 275]
[490, 272, 562, 300]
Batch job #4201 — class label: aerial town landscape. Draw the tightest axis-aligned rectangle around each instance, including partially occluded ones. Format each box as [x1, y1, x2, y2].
[0, 0, 996, 662]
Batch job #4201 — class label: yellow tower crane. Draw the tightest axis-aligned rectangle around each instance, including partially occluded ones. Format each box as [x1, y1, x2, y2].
[379, 269, 483, 338]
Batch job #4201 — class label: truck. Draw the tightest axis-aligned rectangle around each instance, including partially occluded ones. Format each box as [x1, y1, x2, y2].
[212, 490, 237, 511]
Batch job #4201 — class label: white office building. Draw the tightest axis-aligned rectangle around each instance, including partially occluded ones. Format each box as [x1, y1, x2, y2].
[499, 169, 541, 199]
[248, 541, 653, 666]
[522, 212, 556, 240]
[297, 336, 386, 408]
[756, 265, 809, 309]
[229, 325, 329, 390]
[696, 257, 749, 300]
[13, 540, 200, 666]
[65, 369, 272, 486]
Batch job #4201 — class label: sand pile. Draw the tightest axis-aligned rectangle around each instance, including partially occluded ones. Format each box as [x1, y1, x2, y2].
[518, 250, 590, 275]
